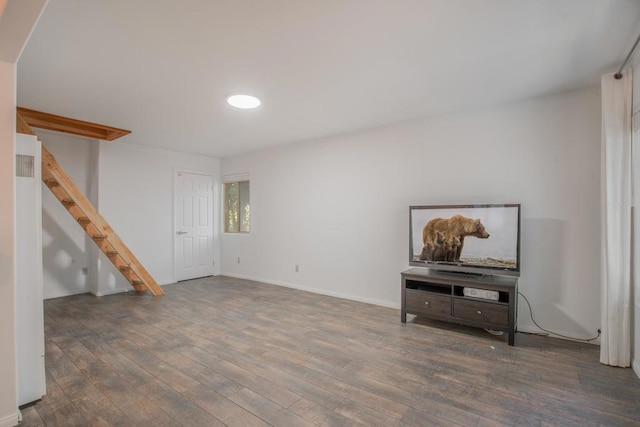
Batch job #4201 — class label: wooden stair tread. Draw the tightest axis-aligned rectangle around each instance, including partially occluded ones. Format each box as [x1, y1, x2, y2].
[93, 235, 105, 241]
[45, 179, 60, 188]
[61, 198, 75, 206]
[77, 217, 90, 224]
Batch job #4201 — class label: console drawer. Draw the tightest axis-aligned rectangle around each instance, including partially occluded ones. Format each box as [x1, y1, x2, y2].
[405, 290, 451, 317]
[453, 298, 508, 327]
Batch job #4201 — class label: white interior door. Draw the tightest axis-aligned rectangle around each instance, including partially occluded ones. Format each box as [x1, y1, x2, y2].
[175, 171, 214, 281]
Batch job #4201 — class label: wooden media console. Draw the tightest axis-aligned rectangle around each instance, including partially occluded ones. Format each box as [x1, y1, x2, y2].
[401, 268, 518, 345]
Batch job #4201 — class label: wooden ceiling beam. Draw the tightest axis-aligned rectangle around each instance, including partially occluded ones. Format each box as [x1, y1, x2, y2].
[17, 107, 131, 141]
[16, 111, 36, 135]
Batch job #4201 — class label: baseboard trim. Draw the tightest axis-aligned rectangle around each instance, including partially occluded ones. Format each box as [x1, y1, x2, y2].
[633, 358, 640, 379]
[92, 279, 175, 296]
[44, 288, 91, 300]
[92, 287, 131, 297]
[0, 411, 19, 427]
[221, 272, 399, 309]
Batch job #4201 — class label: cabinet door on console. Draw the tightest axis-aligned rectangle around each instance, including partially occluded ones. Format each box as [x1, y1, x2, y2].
[405, 290, 451, 317]
[453, 299, 508, 327]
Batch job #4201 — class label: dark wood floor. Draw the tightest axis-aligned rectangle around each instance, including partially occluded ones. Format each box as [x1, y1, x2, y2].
[20, 276, 640, 426]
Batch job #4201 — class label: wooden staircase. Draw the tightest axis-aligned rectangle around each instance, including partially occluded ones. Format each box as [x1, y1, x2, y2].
[41, 144, 164, 296]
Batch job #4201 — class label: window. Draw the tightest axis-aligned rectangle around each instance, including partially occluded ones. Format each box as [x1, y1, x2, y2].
[224, 180, 250, 233]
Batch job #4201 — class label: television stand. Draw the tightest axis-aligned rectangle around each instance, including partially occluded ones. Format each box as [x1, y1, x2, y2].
[401, 268, 518, 345]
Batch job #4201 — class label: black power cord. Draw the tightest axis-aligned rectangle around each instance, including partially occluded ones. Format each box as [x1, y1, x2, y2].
[517, 291, 601, 342]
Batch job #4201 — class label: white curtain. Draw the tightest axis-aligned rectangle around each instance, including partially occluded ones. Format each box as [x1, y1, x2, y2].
[600, 70, 633, 367]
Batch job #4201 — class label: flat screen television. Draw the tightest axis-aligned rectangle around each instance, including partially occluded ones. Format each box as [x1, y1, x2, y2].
[410, 204, 521, 277]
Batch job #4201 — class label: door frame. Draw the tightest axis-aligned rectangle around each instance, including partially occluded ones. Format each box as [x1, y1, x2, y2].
[173, 168, 221, 282]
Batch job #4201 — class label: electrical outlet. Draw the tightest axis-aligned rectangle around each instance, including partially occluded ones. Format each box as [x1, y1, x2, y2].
[295, 265, 299, 272]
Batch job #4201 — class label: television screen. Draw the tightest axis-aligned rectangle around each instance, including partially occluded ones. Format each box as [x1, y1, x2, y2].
[409, 204, 520, 276]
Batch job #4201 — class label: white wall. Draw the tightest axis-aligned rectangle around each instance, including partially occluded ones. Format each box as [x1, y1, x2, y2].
[0, 57, 18, 427]
[96, 141, 221, 295]
[15, 133, 45, 406]
[221, 87, 602, 340]
[39, 132, 94, 299]
[0, 1, 48, 424]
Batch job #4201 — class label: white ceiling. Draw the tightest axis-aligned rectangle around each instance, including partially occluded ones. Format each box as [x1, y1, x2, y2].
[16, 0, 640, 158]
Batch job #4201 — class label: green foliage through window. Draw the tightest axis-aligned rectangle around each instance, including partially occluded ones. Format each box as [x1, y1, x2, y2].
[224, 181, 250, 233]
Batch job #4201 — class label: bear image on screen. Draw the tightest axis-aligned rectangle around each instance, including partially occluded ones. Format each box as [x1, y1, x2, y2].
[410, 205, 519, 272]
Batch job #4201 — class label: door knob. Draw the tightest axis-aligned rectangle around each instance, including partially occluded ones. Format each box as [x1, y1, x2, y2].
[176, 231, 187, 235]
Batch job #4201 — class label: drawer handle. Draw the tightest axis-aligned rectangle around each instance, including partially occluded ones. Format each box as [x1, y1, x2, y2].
[425, 301, 430, 305]
[476, 310, 482, 315]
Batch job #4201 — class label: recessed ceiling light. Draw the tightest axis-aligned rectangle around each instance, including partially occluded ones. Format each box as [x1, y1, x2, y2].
[227, 94, 261, 109]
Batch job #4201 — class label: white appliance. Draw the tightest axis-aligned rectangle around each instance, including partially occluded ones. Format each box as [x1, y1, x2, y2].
[15, 133, 46, 406]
